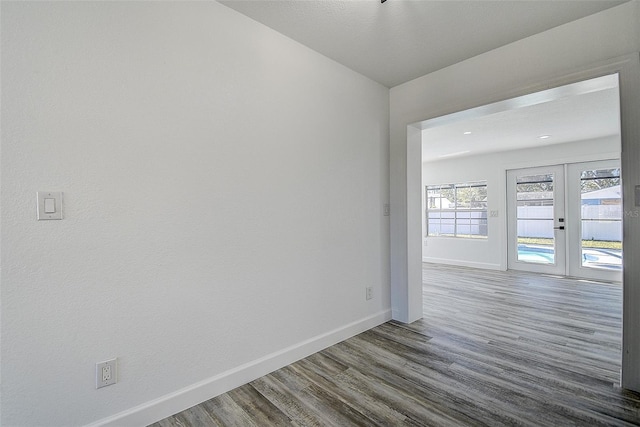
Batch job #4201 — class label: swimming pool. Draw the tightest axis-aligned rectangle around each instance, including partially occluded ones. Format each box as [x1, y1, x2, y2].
[517, 244, 622, 270]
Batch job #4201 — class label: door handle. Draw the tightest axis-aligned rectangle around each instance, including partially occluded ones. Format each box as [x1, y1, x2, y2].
[554, 226, 565, 230]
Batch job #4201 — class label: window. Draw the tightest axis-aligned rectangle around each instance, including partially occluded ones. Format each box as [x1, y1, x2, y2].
[579, 167, 621, 269]
[426, 181, 488, 238]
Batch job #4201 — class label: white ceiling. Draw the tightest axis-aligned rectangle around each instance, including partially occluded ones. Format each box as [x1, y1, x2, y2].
[421, 74, 621, 161]
[220, 0, 623, 162]
[219, 0, 625, 88]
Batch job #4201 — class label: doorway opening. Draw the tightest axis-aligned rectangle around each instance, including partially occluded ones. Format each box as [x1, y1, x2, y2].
[401, 55, 640, 391]
[420, 73, 621, 276]
[418, 72, 623, 387]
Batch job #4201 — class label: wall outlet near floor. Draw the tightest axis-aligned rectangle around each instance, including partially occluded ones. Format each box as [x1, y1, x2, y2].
[366, 287, 373, 300]
[96, 358, 117, 389]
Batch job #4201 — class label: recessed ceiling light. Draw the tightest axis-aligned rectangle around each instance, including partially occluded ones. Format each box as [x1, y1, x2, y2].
[463, 131, 472, 135]
[539, 135, 551, 139]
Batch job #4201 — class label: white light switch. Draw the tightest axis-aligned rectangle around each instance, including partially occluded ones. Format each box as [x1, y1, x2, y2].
[44, 198, 56, 214]
[37, 192, 63, 220]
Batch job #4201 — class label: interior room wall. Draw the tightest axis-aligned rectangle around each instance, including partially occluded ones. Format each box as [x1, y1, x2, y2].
[0, 2, 390, 426]
[421, 136, 620, 269]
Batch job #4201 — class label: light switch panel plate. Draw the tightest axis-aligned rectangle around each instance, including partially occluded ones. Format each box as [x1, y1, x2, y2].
[37, 192, 63, 220]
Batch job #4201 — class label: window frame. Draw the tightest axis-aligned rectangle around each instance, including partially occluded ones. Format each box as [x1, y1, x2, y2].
[425, 181, 488, 239]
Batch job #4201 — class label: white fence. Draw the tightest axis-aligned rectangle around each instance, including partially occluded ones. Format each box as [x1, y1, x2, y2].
[427, 211, 487, 236]
[517, 205, 621, 241]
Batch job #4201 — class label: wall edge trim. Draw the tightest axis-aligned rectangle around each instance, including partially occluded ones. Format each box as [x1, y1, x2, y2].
[422, 258, 502, 271]
[84, 309, 392, 427]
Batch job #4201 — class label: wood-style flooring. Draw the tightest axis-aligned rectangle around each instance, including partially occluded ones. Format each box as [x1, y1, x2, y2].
[151, 264, 640, 426]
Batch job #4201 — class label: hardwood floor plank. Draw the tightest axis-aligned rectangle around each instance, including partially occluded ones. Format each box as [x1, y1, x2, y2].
[287, 354, 408, 425]
[151, 264, 640, 426]
[198, 394, 258, 427]
[327, 338, 516, 426]
[251, 375, 331, 427]
[227, 384, 292, 425]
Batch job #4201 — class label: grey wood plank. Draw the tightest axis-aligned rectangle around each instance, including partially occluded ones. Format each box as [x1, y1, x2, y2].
[251, 375, 331, 427]
[227, 384, 293, 425]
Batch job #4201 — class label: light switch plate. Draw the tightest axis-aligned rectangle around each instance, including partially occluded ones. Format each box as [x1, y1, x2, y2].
[37, 192, 63, 220]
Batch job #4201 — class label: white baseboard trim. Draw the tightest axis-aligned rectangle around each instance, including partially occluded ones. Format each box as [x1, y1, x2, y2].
[85, 309, 392, 427]
[422, 257, 503, 271]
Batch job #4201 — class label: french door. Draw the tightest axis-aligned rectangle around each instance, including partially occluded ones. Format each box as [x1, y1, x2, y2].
[507, 161, 622, 281]
[507, 165, 566, 275]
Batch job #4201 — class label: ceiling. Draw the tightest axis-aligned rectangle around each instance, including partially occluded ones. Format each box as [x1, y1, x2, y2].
[421, 74, 621, 161]
[219, 1, 623, 162]
[219, 0, 626, 88]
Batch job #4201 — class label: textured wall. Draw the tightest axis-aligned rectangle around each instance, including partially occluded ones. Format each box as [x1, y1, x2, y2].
[0, 2, 390, 425]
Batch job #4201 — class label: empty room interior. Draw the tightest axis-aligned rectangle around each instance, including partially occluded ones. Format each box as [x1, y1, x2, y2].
[2, 1, 640, 426]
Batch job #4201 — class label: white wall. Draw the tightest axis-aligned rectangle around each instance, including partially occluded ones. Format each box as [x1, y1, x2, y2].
[389, 0, 640, 388]
[0, 2, 390, 426]
[421, 137, 620, 270]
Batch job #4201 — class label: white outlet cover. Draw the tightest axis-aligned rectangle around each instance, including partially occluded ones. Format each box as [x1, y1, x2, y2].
[96, 358, 117, 389]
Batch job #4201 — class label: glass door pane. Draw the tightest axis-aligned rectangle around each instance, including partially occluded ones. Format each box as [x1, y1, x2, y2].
[507, 165, 565, 275]
[516, 173, 556, 264]
[580, 167, 622, 270]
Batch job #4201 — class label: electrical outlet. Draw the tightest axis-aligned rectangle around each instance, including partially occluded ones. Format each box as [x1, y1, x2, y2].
[102, 364, 112, 382]
[366, 287, 373, 300]
[96, 358, 117, 389]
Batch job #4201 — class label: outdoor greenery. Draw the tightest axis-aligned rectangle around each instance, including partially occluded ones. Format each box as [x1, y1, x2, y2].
[427, 182, 487, 209]
[517, 237, 622, 250]
[580, 168, 620, 193]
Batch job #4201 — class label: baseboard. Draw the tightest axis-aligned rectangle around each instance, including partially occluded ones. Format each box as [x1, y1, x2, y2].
[85, 309, 392, 427]
[422, 257, 502, 271]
